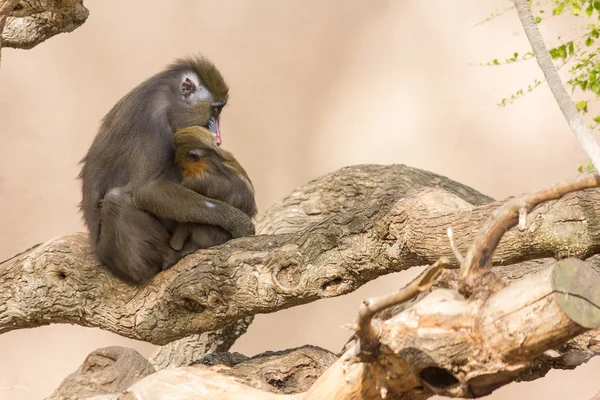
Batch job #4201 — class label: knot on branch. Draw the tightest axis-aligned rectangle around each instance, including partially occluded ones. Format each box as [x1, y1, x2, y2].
[269, 245, 304, 292]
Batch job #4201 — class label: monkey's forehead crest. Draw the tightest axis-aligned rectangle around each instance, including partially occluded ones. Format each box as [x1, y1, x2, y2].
[171, 56, 229, 100]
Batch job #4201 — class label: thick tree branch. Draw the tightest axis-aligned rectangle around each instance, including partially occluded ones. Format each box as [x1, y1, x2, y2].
[2, 165, 600, 345]
[257, 164, 493, 235]
[50, 345, 337, 399]
[148, 317, 253, 370]
[0, 0, 19, 64]
[202, 346, 338, 394]
[0, 0, 88, 53]
[513, 0, 600, 169]
[83, 258, 600, 400]
[47, 346, 155, 400]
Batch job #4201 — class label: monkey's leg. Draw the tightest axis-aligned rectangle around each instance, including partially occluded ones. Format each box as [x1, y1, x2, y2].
[170, 224, 191, 251]
[190, 225, 232, 249]
[97, 187, 175, 284]
[132, 180, 255, 238]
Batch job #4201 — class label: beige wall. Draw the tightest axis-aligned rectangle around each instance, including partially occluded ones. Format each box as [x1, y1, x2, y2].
[1, 1, 599, 399]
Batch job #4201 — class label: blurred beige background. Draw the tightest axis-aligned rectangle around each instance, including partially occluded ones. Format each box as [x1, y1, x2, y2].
[1, 0, 599, 399]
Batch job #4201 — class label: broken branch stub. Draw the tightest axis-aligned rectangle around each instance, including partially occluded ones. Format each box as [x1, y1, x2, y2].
[459, 174, 600, 298]
[353, 257, 448, 358]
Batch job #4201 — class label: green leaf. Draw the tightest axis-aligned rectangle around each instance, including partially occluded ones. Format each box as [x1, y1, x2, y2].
[492, 59, 500, 65]
[535, 16, 542, 23]
[576, 100, 589, 112]
[573, 3, 582, 15]
[587, 5, 594, 16]
[595, 0, 600, 11]
[586, 36, 594, 46]
[553, 3, 565, 15]
[568, 41, 575, 54]
[579, 165, 584, 173]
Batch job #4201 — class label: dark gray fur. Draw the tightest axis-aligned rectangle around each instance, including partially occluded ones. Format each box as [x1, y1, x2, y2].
[79, 57, 255, 285]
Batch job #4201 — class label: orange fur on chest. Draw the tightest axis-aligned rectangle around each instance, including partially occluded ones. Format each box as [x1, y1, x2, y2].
[178, 159, 213, 179]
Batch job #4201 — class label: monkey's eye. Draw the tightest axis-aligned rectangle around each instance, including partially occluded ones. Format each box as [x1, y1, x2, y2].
[188, 149, 205, 162]
[213, 105, 225, 116]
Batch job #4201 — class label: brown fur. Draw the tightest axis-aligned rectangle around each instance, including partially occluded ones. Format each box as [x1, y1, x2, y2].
[170, 127, 257, 252]
[79, 56, 254, 285]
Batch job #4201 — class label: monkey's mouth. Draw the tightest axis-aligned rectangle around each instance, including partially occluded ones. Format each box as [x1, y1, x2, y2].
[206, 116, 222, 146]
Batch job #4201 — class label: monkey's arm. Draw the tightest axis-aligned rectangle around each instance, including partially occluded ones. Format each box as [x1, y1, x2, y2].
[132, 180, 255, 238]
[168, 103, 212, 132]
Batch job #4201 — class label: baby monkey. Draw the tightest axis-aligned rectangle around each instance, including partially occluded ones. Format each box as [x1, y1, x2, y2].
[171, 127, 258, 253]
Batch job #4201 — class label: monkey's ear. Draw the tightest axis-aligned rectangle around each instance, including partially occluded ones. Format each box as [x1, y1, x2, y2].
[188, 148, 209, 162]
[181, 78, 197, 98]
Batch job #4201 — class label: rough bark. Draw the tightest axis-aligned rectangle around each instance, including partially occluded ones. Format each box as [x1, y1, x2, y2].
[81, 258, 600, 400]
[200, 346, 339, 394]
[148, 317, 253, 370]
[49, 345, 337, 400]
[257, 164, 493, 235]
[0, 0, 88, 51]
[0, 0, 19, 63]
[47, 346, 155, 400]
[2, 166, 600, 345]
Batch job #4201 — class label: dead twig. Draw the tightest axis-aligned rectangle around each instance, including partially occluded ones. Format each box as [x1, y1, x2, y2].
[352, 257, 449, 358]
[459, 174, 600, 298]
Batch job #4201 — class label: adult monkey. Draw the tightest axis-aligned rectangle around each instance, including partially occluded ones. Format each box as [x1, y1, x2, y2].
[79, 56, 255, 284]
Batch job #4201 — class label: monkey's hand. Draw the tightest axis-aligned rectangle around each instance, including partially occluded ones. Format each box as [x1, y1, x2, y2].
[132, 179, 255, 238]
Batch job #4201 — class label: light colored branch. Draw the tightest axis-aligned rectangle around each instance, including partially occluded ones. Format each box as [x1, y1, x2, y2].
[353, 257, 448, 356]
[47, 346, 155, 400]
[257, 164, 493, 235]
[513, 0, 600, 169]
[3, 173, 600, 345]
[50, 345, 337, 399]
[148, 317, 253, 370]
[85, 258, 600, 400]
[459, 174, 600, 297]
[0, 0, 19, 65]
[0, 0, 89, 52]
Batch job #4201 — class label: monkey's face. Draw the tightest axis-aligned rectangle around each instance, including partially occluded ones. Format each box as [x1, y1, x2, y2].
[178, 71, 227, 146]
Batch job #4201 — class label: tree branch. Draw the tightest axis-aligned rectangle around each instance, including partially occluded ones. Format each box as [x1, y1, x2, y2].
[513, 0, 600, 169]
[257, 164, 493, 235]
[0, 0, 89, 53]
[82, 257, 600, 400]
[148, 317, 253, 370]
[0, 0, 19, 65]
[353, 257, 448, 357]
[459, 174, 600, 297]
[2, 165, 600, 345]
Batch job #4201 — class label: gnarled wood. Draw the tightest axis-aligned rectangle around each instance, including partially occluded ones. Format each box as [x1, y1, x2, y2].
[0, 0, 88, 50]
[1, 0, 88, 54]
[205, 346, 339, 394]
[149, 317, 254, 370]
[2, 165, 600, 345]
[83, 258, 600, 400]
[47, 346, 155, 400]
[257, 164, 493, 235]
